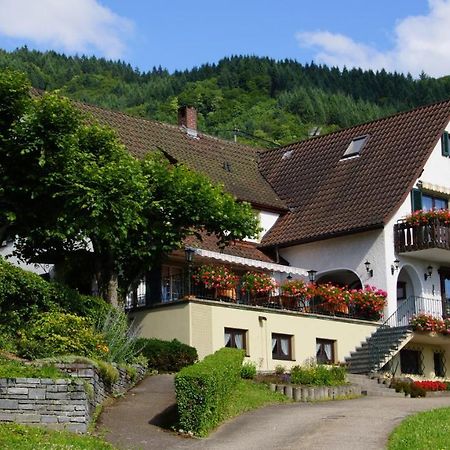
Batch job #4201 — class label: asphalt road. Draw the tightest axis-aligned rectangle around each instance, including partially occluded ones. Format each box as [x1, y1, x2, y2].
[98, 374, 450, 450]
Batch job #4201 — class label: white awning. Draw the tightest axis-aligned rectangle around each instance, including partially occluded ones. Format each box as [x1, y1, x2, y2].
[421, 182, 450, 196]
[193, 248, 307, 275]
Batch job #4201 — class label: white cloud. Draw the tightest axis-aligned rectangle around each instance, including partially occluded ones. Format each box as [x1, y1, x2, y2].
[296, 0, 450, 77]
[0, 0, 133, 59]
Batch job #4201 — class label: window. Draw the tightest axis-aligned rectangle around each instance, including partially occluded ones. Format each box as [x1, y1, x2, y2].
[422, 194, 448, 211]
[272, 333, 292, 360]
[400, 348, 423, 375]
[161, 266, 183, 302]
[411, 189, 448, 212]
[396, 282, 407, 301]
[434, 351, 446, 377]
[316, 339, 335, 364]
[224, 328, 247, 352]
[341, 135, 368, 159]
[442, 131, 450, 157]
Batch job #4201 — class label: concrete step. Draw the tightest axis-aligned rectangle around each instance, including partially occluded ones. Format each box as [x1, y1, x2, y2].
[346, 374, 404, 398]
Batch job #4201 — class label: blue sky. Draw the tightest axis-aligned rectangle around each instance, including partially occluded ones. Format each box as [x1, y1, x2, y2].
[0, 0, 448, 76]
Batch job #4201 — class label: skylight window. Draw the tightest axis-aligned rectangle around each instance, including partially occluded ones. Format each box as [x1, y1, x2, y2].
[341, 135, 368, 159]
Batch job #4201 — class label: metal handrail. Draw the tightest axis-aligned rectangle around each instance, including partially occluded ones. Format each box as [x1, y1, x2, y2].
[369, 295, 443, 372]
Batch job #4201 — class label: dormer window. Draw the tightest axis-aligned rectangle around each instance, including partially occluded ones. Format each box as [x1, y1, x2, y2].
[341, 135, 368, 159]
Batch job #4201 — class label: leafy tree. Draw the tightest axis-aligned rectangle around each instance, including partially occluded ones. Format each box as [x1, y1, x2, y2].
[0, 70, 260, 305]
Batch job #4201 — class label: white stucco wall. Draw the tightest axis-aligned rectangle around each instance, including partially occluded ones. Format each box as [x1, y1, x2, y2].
[0, 242, 52, 276]
[246, 210, 280, 243]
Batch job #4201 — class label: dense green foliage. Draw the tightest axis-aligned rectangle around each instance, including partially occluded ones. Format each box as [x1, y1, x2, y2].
[17, 312, 106, 360]
[0, 423, 115, 449]
[388, 407, 450, 450]
[0, 257, 113, 335]
[135, 338, 197, 372]
[2, 48, 450, 145]
[0, 70, 260, 303]
[240, 361, 257, 379]
[0, 356, 66, 379]
[175, 347, 244, 436]
[290, 364, 346, 386]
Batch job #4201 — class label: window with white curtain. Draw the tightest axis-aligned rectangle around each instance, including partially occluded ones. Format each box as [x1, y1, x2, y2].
[224, 328, 247, 352]
[316, 338, 335, 364]
[272, 333, 292, 360]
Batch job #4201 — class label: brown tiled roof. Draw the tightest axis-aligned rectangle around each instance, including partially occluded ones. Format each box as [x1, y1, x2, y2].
[259, 100, 450, 247]
[184, 233, 275, 263]
[73, 102, 286, 211]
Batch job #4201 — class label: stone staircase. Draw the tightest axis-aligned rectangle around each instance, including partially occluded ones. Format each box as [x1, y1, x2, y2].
[346, 374, 405, 397]
[345, 326, 413, 374]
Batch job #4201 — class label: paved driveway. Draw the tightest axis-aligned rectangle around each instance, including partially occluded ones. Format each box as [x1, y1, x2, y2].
[98, 375, 450, 450]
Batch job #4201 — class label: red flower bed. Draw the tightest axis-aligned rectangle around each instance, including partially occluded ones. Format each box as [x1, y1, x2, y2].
[413, 381, 447, 391]
[404, 209, 450, 225]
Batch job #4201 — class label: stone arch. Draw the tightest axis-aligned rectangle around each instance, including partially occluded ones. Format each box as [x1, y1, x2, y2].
[316, 268, 363, 290]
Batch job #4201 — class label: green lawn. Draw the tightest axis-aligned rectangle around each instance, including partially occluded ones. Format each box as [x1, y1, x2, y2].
[222, 379, 290, 421]
[0, 424, 115, 450]
[388, 407, 450, 450]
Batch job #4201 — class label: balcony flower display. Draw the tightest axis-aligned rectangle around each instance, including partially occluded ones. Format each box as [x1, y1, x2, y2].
[349, 285, 387, 321]
[314, 283, 351, 313]
[409, 314, 450, 335]
[241, 271, 278, 296]
[281, 280, 309, 296]
[404, 209, 450, 225]
[192, 265, 238, 290]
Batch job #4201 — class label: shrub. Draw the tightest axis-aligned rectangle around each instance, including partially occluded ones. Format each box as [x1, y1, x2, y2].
[97, 309, 141, 364]
[413, 380, 447, 391]
[0, 257, 114, 333]
[17, 311, 107, 360]
[241, 361, 257, 379]
[275, 364, 286, 375]
[135, 338, 197, 372]
[96, 360, 119, 385]
[175, 347, 244, 436]
[290, 364, 346, 386]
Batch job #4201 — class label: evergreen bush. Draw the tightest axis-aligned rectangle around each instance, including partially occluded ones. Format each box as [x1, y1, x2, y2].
[175, 347, 244, 436]
[135, 338, 197, 372]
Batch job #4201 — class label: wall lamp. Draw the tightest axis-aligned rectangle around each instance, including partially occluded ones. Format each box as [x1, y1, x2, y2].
[364, 260, 373, 277]
[307, 269, 317, 283]
[424, 265, 433, 281]
[391, 259, 400, 275]
[286, 273, 293, 280]
[184, 247, 196, 263]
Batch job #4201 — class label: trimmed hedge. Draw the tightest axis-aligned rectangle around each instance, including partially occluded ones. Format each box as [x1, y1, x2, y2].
[290, 364, 346, 386]
[135, 338, 197, 372]
[175, 347, 244, 436]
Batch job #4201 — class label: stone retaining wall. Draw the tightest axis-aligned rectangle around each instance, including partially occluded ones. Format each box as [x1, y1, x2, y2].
[269, 383, 362, 402]
[0, 378, 88, 432]
[0, 363, 146, 433]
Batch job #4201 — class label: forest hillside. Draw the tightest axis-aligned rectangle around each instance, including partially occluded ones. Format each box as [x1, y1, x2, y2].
[2, 47, 450, 146]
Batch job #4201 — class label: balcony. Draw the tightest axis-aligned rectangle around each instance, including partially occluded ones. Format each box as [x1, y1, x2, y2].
[126, 268, 386, 323]
[394, 218, 450, 263]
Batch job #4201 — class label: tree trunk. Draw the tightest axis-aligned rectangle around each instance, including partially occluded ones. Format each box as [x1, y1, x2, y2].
[106, 271, 119, 308]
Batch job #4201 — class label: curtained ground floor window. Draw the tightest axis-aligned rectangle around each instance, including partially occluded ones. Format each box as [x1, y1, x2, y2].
[272, 333, 293, 360]
[316, 338, 335, 364]
[224, 328, 248, 353]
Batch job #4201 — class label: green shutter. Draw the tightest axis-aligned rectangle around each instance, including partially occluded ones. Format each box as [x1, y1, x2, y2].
[411, 188, 422, 212]
[442, 132, 450, 156]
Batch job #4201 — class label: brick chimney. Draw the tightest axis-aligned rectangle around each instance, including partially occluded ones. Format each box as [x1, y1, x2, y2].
[178, 106, 198, 137]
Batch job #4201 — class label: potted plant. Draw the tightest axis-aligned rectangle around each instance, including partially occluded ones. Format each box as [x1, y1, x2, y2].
[349, 285, 386, 321]
[240, 271, 278, 301]
[192, 265, 238, 300]
[280, 279, 309, 309]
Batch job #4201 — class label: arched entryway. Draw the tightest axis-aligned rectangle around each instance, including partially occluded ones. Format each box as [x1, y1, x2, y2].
[316, 269, 362, 289]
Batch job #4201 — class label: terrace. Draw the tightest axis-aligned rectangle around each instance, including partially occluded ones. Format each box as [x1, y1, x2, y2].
[125, 248, 386, 323]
